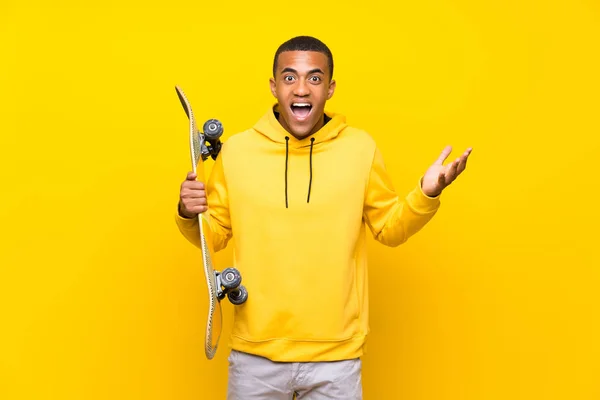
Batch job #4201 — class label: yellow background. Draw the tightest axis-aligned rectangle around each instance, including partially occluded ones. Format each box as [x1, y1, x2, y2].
[1, 0, 599, 399]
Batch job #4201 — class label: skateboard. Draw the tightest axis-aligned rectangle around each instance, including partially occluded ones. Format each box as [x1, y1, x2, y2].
[175, 85, 248, 360]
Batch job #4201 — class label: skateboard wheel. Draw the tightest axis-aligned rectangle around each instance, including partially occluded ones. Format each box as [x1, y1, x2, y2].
[203, 119, 223, 140]
[228, 285, 248, 305]
[221, 267, 242, 290]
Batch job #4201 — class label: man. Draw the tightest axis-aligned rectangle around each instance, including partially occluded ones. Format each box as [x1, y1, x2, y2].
[176, 36, 472, 399]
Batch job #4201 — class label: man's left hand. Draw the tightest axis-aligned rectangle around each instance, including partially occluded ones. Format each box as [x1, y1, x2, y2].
[421, 145, 472, 197]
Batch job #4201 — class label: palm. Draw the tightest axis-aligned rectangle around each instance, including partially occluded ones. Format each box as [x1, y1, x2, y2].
[421, 145, 472, 197]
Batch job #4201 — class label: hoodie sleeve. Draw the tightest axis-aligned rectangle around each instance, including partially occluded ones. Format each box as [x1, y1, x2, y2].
[363, 146, 441, 247]
[174, 152, 232, 252]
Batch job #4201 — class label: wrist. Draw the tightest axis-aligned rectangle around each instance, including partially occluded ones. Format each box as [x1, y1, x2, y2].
[178, 202, 197, 219]
[420, 178, 441, 198]
[423, 189, 441, 198]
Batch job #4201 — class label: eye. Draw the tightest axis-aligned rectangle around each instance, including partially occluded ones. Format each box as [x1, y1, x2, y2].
[284, 75, 295, 82]
[309, 76, 321, 82]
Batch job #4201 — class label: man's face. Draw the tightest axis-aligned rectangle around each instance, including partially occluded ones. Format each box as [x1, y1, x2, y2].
[270, 50, 336, 140]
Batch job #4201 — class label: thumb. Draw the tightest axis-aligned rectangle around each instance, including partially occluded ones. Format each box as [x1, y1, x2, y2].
[186, 171, 197, 180]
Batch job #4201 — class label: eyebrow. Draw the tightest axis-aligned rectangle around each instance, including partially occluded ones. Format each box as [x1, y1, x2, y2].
[281, 67, 325, 75]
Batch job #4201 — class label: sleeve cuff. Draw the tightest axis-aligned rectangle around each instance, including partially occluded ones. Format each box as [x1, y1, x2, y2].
[175, 204, 198, 229]
[406, 177, 441, 214]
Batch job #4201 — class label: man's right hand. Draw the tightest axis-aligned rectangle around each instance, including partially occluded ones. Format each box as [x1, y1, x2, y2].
[178, 172, 208, 218]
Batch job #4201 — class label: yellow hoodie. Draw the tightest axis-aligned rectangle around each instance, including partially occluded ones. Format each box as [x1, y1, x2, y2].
[175, 105, 441, 362]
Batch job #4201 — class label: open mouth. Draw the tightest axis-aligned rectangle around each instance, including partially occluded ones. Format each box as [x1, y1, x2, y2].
[290, 102, 312, 119]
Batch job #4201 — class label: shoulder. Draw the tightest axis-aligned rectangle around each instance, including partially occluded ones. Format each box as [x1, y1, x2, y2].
[219, 128, 258, 155]
[223, 128, 256, 145]
[340, 125, 377, 145]
[336, 124, 379, 162]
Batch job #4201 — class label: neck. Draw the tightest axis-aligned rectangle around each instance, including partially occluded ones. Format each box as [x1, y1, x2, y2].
[274, 110, 331, 140]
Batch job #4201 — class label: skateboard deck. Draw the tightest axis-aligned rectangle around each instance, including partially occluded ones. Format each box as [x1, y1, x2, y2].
[175, 85, 248, 360]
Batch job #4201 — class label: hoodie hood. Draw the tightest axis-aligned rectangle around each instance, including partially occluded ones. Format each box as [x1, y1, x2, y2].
[253, 103, 348, 148]
[252, 104, 348, 208]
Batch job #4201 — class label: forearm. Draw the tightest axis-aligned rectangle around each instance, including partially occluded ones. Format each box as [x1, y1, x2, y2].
[174, 207, 231, 252]
[371, 181, 440, 247]
[175, 144, 232, 251]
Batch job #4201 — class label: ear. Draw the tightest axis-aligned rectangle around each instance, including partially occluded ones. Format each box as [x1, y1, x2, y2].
[327, 79, 336, 100]
[269, 77, 277, 98]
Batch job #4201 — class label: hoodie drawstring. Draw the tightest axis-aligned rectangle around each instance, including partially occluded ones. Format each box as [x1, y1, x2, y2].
[284, 136, 315, 208]
[285, 136, 289, 208]
[307, 138, 314, 203]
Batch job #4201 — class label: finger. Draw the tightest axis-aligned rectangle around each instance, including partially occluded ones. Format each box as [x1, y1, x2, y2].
[190, 181, 205, 189]
[434, 145, 453, 165]
[186, 200, 207, 210]
[456, 148, 472, 174]
[189, 203, 208, 212]
[437, 171, 446, 186]
[183, 199, 207, 211]
[451, 159, 460, 181]
[182, 181, 205, 190]
[182, 189, 206, 199]
[186, 172, 197, 180]
[443, 159, 459, 183]
[456, 156, 467, 174]
[452, 158, 460, 175]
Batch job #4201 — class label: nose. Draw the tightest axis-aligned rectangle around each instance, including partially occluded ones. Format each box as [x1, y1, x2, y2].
[293, 78, 309, 97]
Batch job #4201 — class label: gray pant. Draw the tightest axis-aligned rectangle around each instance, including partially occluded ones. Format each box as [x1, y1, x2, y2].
[227, 350, 363, 399]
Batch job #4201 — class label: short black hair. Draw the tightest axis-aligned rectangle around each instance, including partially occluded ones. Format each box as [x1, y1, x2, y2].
[273, 36, 334, 80]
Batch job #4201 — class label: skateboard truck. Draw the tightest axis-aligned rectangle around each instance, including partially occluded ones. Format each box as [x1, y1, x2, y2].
[196, 119, 247, 306]
[195, 117, 248, 306]
[215, 267, 248, 305]
[199, 119, 223, 161]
